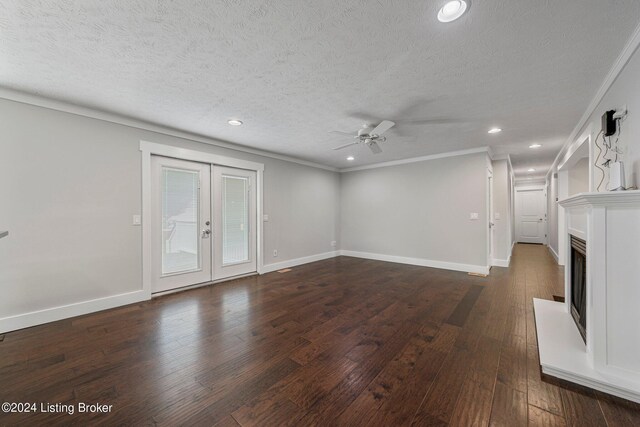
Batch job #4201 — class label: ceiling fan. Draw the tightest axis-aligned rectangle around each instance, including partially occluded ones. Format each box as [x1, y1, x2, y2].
[330, 120, 395, 154]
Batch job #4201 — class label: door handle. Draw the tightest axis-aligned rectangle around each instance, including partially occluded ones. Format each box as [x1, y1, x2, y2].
[202, 229, 211, 238]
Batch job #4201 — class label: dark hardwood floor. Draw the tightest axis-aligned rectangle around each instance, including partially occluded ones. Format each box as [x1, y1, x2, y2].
[2, 244, 640, 426]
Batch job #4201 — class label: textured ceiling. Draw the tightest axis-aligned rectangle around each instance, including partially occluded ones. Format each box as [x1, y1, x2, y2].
[1, 1, 639, 179]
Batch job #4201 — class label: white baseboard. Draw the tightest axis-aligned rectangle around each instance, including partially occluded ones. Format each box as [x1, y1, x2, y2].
[262, 251, 339, 274]
[0, 290, 148, 334]
[0, 249, 489, 333]
[339, 250, 490, 275]
[548, 245, 560, 263]
[492, 258, 510, 268]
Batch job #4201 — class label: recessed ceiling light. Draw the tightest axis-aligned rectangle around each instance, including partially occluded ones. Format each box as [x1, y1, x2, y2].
[488, 128, 502, 134]
[347, 156, 355, 161]
[227, 119, 243, 126]
[529, 143, 542, 149]
[528, 168, 536, 172]
[438, 1, 469, 23]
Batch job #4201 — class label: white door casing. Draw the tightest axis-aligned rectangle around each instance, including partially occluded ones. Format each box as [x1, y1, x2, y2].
[515, 187, 547, 244]
[488, 170, 494, 264]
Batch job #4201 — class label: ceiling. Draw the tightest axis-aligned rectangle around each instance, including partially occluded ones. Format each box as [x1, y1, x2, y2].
[1, 1, 639, 179]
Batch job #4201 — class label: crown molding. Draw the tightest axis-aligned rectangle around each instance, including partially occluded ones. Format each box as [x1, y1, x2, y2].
[546, 20, 640, 180]
[0, 87, 338, 172]
[339, 147, 489, 173]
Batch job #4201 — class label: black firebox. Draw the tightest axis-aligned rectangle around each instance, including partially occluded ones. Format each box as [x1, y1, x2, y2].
[570, 235, 587, 343]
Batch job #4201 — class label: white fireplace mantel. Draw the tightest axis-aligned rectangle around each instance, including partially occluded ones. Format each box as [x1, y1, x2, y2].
[534, 190, 640, 402]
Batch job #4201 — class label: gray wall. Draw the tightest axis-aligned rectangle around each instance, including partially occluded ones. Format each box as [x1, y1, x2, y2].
[340, 153, 489, 268]
[0, 98, 340, 319]
[568, 157, 590, 195]
[491, 160, 512, 263]
[548, 172, 559, 257]
[547, 43, 640, 265]
[565, 43, 640, 191]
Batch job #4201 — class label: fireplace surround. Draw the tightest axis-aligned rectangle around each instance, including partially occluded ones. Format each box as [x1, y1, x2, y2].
[534, 190, 640, 403]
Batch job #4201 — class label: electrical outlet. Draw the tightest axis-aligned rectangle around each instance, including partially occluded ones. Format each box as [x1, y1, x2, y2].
[331, 241, 337, 247]
[470, 213, 479, 220]
[132, 215, 141, 225]
[273, 249, 278, 257]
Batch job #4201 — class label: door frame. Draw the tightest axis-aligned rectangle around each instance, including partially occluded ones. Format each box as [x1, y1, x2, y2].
[487, 168, 494, 267]
[140, 140, 264, 298]
[514, 184, 547, 245]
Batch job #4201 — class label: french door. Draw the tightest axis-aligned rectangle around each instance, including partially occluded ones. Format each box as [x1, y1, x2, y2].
[212, 166, 257, 280]
[151, 156, 256, 293]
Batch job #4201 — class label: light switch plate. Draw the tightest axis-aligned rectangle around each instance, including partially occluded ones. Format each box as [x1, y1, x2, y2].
[495, 213, 501, 220]
[263, 214, 269, 222]
[132, 215, 141, 225]
[470, 213, 479, 220]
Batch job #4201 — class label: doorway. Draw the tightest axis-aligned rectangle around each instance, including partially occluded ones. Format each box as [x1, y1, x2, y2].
[515, 186, 547, 244]
[150, 155, 257, 294]
[488, 170, 494, 265]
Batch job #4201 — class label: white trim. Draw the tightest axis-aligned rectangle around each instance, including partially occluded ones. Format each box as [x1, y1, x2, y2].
[568, 227, 587, 241]
[548, 245, 560, 263]
[261, 251, 339, 273]
[559, 190, 640, 208]
[558, 132, 591, 172]
[340, 147, 489, 172]
[139, 140, 265, 298]
[546, 21, 640, 180]
[515, 184, 546, 192]
[339, 250, 490, 275]
[0, 88, 337, 172]
[0, 290, 147, 334]
[151, 272, 258, 298]
[140, 140, 264, 171]
[491, 258, 510, 268]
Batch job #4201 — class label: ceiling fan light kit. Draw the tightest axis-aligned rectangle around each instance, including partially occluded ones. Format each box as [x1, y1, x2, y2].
[331, 120, 396, 154]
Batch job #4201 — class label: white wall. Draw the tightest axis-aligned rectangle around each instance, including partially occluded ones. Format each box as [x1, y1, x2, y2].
[340, 152, 489, 271]
[491, 159, 513, 266]
[0, 98, 340, 328]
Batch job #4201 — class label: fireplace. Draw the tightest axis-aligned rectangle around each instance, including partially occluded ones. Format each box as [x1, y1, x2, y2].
[570, 235, 587, 343]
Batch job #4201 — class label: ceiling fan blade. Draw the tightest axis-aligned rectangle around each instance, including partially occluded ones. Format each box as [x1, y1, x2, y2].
[333, 141, 359, 150]
[329, 130, 356, 138]
[398, 118, 463, 125]
[368, 141, 382, 154]
[370, 120, 395, 136]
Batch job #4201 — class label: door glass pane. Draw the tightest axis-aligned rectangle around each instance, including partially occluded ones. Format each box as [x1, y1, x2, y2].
[161, 167, 200, 275]
[222, 175, 249, 265]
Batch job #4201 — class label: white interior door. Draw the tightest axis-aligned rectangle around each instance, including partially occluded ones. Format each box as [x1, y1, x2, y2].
[151, 156, 212, 293]
[515, 187, 546, 244]
[212, 166, 257, 280]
